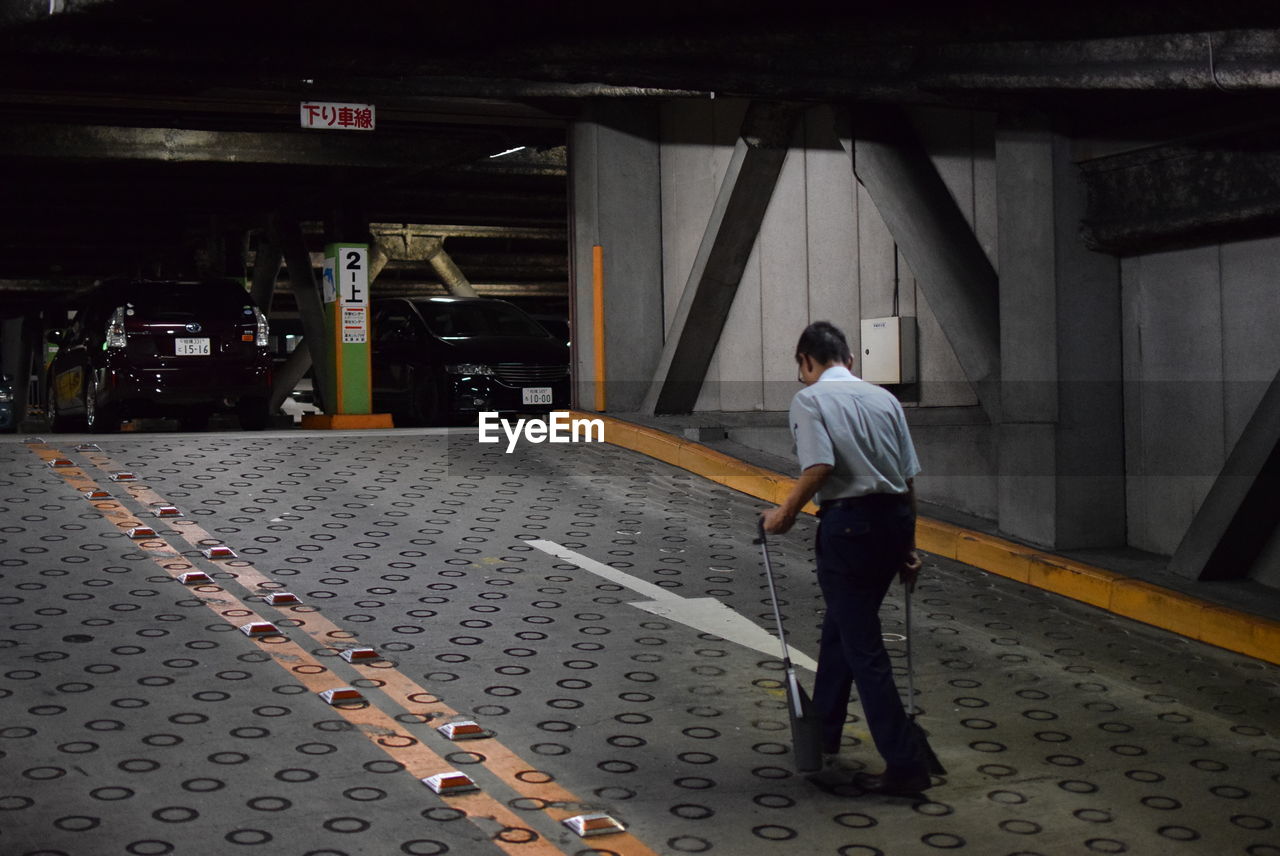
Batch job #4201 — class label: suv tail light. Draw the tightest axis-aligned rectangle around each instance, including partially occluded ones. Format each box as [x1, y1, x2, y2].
[105, 307, 127, 349]
[253, 307, 269, 347]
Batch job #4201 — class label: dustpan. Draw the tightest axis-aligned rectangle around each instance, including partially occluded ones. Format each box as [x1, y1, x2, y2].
[755, 520, 823, 773]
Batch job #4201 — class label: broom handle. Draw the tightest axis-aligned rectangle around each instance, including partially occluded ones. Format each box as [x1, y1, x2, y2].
[756, 520, 794, 665]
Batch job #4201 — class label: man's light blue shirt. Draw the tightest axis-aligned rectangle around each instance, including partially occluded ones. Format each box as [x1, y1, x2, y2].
[789, 365, 920, 503]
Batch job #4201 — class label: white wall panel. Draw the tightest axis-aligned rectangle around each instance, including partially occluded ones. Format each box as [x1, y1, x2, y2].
[759, 139, 810, 411]
[804, 112, 859, 370]
[659, 101, 716, 336]
[1122, 248, 1225, 554]
[1221, 237, 1280, 450]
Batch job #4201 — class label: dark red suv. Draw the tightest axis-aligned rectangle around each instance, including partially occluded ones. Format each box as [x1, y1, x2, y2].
[46, 278, 272, 432]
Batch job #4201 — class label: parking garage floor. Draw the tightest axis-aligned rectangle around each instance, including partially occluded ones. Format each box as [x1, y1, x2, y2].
[1, 428, 1277, 856]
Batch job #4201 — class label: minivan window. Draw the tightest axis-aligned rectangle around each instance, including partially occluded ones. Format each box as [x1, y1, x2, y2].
[416, 301, 549, 340]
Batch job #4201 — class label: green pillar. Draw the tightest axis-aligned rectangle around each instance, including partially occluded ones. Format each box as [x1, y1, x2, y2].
[322, 243, 372, 414]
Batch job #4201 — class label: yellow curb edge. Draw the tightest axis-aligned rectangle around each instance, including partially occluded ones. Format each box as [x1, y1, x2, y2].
[576, 410, 1280, 666]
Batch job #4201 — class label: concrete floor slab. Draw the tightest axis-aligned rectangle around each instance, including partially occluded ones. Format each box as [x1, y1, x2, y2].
[0, 429, 1277, 856]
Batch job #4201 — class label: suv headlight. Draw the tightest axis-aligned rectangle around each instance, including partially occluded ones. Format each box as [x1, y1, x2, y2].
[445, 363, 494, 376]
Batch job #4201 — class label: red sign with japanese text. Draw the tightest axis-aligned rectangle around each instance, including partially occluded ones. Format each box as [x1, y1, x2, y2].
[299, 102, 376, 131]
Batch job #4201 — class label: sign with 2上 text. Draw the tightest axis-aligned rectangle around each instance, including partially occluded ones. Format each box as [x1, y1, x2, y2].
[300, 102, 375, 131]
[339, 248, 368, 344]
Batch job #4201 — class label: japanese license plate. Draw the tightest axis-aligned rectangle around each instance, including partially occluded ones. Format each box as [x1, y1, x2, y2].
[521, 387, 553, 405]
[174, 338, 210, 356]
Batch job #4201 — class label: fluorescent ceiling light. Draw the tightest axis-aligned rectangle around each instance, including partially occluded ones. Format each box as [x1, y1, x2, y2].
[489, 146, 527, 159]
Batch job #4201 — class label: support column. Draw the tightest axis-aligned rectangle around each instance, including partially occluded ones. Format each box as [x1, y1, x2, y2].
[250, 227, 282, 310]
[846, 106, 1002, 425]
[1, 316, 27, 427]
[1169, 367, 1280, 580]
[572, 100, 665, 413]
[996, 121, 1125, 549]
[642, 101, 800, 415]
[271, 215, 333, 413]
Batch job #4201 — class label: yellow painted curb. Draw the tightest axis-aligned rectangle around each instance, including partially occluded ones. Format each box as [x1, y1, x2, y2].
[575, 410, 1280, 666]
[956, 531, 1033, 584]
[1027, 555, 1119, 611]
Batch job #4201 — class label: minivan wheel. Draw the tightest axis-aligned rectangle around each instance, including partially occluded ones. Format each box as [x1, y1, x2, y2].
[85, 379, 119, 434]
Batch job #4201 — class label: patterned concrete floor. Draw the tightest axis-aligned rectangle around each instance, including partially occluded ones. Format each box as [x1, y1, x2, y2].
[0, 428, 1277, 856]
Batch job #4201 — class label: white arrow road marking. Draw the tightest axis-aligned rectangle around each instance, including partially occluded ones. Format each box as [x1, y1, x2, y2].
[527, 539, 818, 673]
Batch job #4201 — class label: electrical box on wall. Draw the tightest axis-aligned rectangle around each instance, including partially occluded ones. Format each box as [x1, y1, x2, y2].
[860, 316, 917, 384]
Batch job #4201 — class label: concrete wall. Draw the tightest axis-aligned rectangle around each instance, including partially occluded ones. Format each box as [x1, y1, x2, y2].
[651, 100, 996, 518]
[572, 99, 1280, 561]
[658, 102, 990, 412]
[1122, 237, 1280, 555]
[571, 102, 665, 412]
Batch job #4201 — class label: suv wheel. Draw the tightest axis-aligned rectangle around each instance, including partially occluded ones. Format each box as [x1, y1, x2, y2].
[48, 383, 76, 432]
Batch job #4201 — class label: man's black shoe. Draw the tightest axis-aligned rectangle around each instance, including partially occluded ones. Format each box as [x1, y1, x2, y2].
[855, 769, 932, 796]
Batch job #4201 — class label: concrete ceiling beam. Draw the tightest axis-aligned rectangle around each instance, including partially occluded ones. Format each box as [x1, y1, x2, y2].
[1080, 127, 1280, 253]
[0, 122, 503, 169]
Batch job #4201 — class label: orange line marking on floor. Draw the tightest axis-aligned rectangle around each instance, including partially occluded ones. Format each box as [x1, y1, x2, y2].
[31, 441, 659, 856]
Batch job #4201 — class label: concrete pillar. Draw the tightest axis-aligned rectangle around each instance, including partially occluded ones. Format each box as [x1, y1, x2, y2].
[571, 100, 665, 413]
[1, 316, 27, 425]
[996, 121, 1125, 549]
[271, 215, 333, 413]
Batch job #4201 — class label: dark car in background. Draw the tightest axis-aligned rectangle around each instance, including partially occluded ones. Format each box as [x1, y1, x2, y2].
[0, 373, 15, 432]
[371, 296, 570, 425]
[46, 278, 272, 432]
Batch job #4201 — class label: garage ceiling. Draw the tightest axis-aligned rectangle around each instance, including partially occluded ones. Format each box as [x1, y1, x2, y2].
[3, 1, 1280, 315]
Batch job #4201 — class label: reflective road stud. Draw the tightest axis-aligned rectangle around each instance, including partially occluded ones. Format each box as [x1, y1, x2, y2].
[239, 621, 280, 637]
[265, 592, 300, 605]
[339, 648, 379, 663]
[319, 687, 365, 705]
[421, 772, 479, 795]
[437, 720, 490, 740]
[75, 443, 101, 452]
[563, 813, 626, 838]
[153, 506, 183, 518]
[127, 526, 158, 539]
[109, 472, 137, 481]
[83, 490, 111, 500]
[202, 546, 237, 559]
[178, 571, 213, 585]
[48, 458, 74, 468]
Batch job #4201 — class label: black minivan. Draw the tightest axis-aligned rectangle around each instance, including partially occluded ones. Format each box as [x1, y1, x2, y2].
[371, 296, 570, 425]
[47, 278, 272, 432]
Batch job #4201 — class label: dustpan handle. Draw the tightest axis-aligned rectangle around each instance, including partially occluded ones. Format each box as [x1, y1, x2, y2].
[904, 578, 917, 717]
[755, 519, 794, 666]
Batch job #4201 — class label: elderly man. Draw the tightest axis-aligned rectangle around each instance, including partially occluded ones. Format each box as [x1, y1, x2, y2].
[761, 320, 930, 795]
